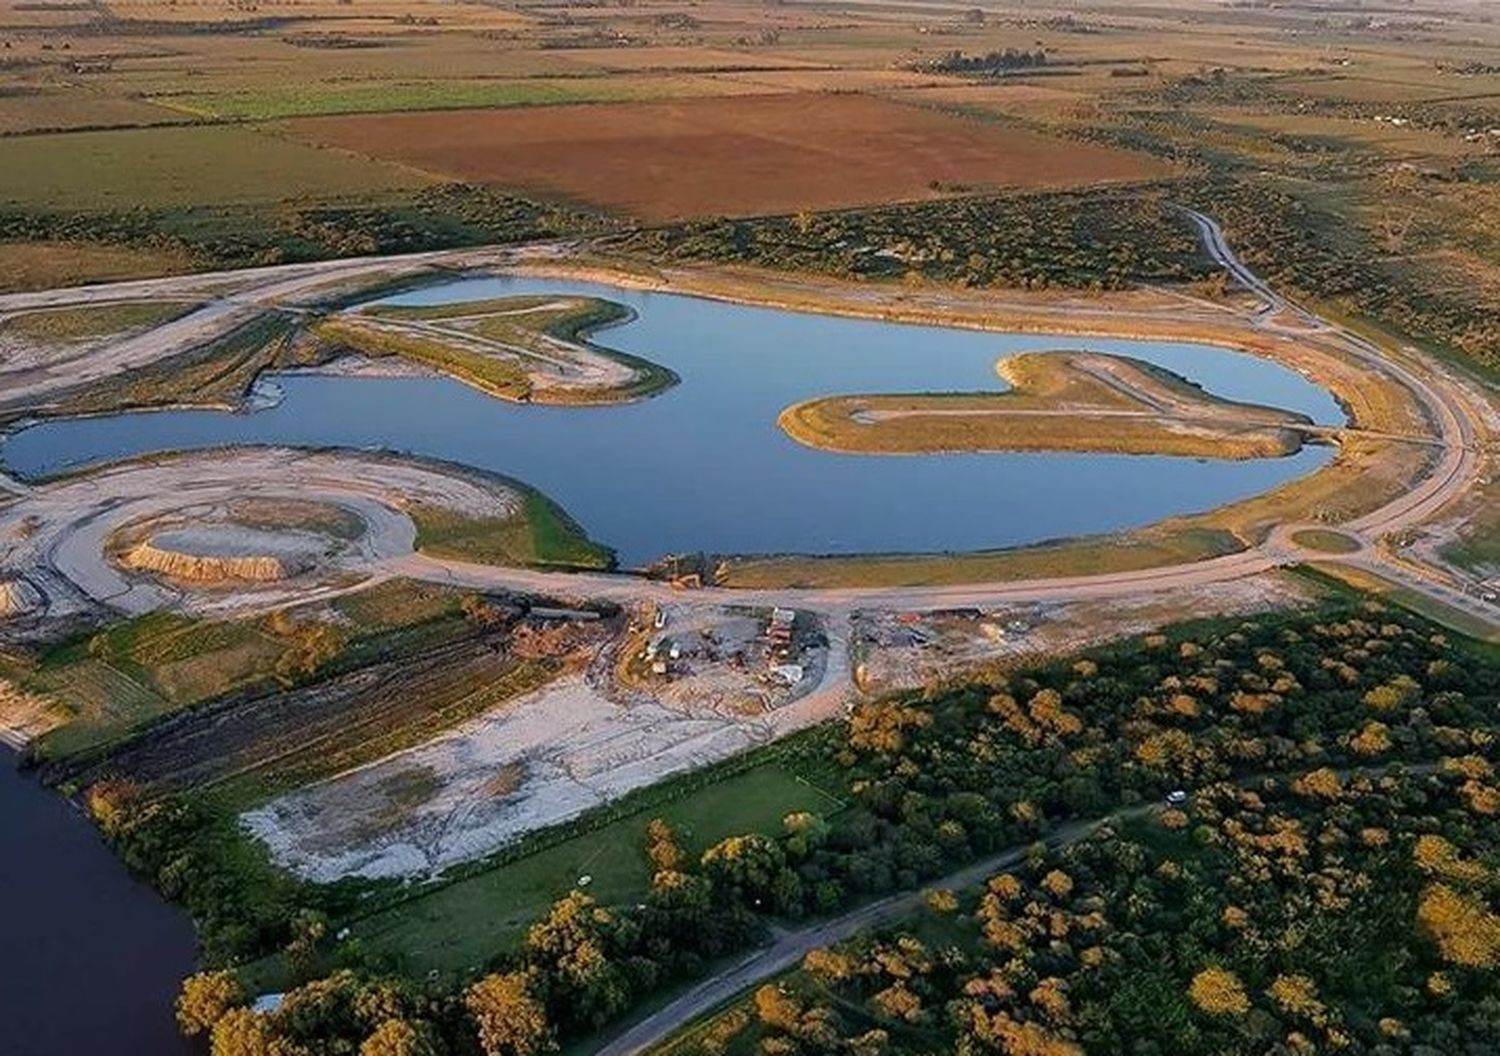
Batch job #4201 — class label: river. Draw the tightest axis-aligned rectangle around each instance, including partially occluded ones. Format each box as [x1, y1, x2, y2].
[0, 749, 197, 1055]
[1, 276, 1343, 567]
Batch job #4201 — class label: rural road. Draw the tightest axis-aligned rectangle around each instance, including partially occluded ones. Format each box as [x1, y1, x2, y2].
[594, 814, 1122, 1056]
[386, 213, 1495, 631]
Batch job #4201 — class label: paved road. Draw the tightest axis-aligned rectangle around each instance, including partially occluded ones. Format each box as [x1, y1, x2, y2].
[594, 815, 1119, 1056]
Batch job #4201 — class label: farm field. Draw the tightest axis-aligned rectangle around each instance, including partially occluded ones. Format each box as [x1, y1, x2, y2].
[0, 126, 431, 211]
[0, 241, 197, 292]
[285, 93, 1173, 220]
[160, 75, 775, 121]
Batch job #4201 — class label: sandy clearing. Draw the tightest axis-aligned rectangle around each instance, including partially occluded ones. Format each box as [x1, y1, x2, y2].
[244, 607, 854, 882]
[853, 574, 1315, 695]
[241, 673, 777, 881]
[0, 447, 519, 619]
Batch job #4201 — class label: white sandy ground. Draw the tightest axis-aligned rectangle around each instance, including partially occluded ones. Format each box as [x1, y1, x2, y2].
[242, 675, 768, 881]
[0, 447, 518, 620]
[853, 573, 1313, 695]
[243, 630, 850, 882]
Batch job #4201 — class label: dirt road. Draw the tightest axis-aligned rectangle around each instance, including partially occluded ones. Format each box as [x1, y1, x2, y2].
[2, 214, 1492, 634]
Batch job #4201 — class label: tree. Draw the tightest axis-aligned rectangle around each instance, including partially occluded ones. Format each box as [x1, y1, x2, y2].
[644, 818, 683, 873]
[210, 1008, 274, 1056]
[1417, 884, 1500, 968]
[525, 893, 629, 1028]
[701, 833, 789, 910]
[1188, 967, 1250, 1016]
[849, 700, 931, 754]
[178, 970, 244, 1037]
[465, 972, 552, 1056]
[361, 1018, 442, 1056]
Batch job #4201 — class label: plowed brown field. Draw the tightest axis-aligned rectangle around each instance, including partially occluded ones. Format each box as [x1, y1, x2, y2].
[287, 93, 1172, 220]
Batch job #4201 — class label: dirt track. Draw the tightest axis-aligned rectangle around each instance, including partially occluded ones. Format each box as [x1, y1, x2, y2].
[0, 218, 1492, 631]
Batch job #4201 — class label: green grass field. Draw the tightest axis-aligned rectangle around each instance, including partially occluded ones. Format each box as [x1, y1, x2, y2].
[1290, 528, 1362, 554]
[157, 78, 689, 121]
[411, 492, 614, 570]
[0, 126, 429, 211]
[721, 527, 1241, 589]
[27, 613, 285, 758]
[345, 762, 845, 975]
[26, 580, 480, 761]
[1294, 563, 1500, 645]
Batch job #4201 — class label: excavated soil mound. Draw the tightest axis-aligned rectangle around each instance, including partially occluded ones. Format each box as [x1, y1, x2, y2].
[120, 527, 323, 584]
[0, 577, 42, 618]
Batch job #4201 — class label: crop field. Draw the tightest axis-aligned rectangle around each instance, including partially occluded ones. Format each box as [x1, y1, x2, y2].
[0, 126, 430, 211]
[0, 90, 182, 134]
[286, 93, 1173, 220]
[99, 0, 530, 27]
[158, 75, 769, 121]
[888, 83, 1093, 119]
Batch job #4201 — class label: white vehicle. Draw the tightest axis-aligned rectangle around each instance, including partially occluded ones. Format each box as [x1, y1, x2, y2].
[1165, 790, 1188, 807]
[654, 608, 668, 629]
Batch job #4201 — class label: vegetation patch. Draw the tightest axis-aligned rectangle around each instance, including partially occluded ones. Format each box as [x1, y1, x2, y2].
[1, 300, 195, 344]
[124, 603, 1500, 1053]
[609, 186, 1208, 288]
[157, 76, 737, 121]
[779, 351, 1310, 460]
[1291, 528, 1362, 554]
[410, 492, 614, 571]
[346, 761, 842, 976]
[36, 312, 310, 419]
[719, 528, 1241, 589]
[0, 125, 430, 212]
[0, 240, 196, 293]
[321, 294, 677, 404]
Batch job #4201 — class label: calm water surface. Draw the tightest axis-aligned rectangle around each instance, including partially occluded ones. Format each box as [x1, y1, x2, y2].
[3, 277, 1343, 566]
[0, 750, 197, 1055]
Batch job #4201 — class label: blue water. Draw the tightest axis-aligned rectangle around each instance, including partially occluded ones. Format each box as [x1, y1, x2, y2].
[1, 276, 1342, 566]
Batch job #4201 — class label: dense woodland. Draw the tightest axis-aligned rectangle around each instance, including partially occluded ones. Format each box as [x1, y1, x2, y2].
[714, 764, 1500, 1056]
[91, 604, 1500, 1054]
[0, 183, 611, 270]
[608, 189, 1213, 292]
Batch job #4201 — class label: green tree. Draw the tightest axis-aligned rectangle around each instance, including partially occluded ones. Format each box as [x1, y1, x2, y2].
[360, 1017, 442, 1056]
[177, 970, 244, 1037]
[210, 1008, 274, 1056]
[465, 972, 552, 1056]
